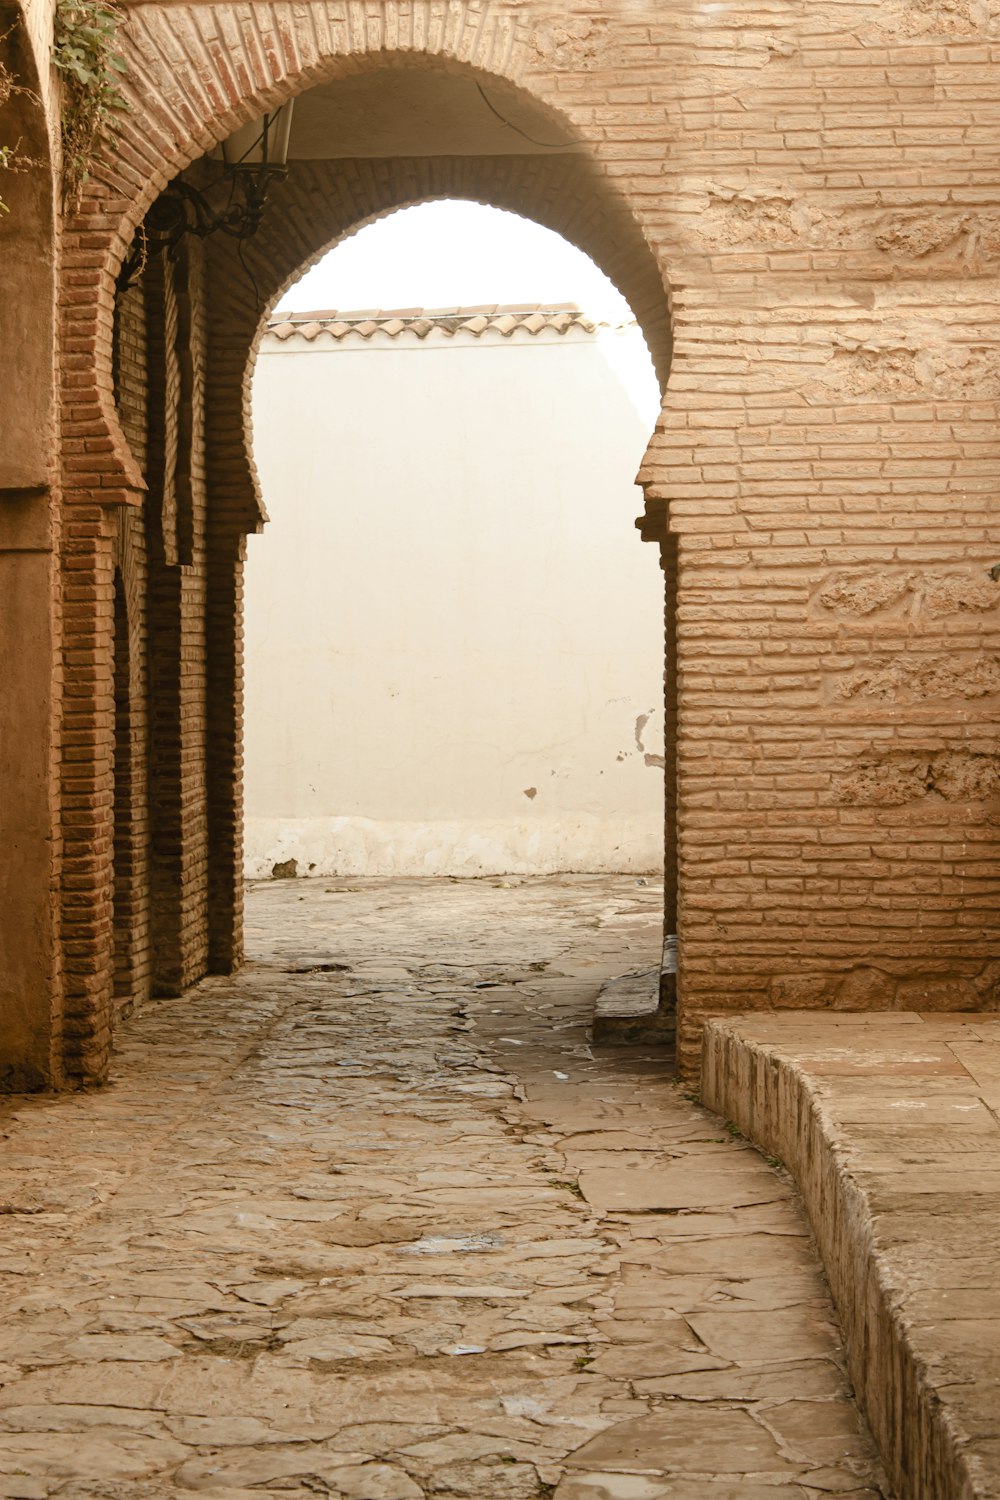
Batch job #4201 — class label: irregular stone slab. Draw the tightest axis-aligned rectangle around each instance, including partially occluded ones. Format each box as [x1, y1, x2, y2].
[685, 1307, 841, 1366]
[172, 1447, 373, 1490]
[0, 1431, 188, 1481]
[564, 1406, 794, 1475]
[61, 1336, 182, 1363]
[321, 1462, 423, 1498]
[391, 1283, 529, 1299]
[555, 1479, 797, 1500]
[0, 1404, 165, 1434]
[578, 1164, 785, 1214]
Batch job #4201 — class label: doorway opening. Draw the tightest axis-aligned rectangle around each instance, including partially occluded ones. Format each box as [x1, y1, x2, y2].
[96, 56, 679, 1087]
[244, 202, 664, 895]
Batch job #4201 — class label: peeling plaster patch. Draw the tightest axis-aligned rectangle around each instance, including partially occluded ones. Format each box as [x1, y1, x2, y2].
[530, 17, 609, 68]
[823, 338, 1000, 399]
[522, 787, 537, 800]
[631, 710, 663, 770]
[824, 207, 1000, 265]
[835, 654, 1000, 702]
[922, 573, 1000, 615]
[874, 213, 969, 259]
[834, 749, 1000, 806]
[769, 963, 999, 1010]
[825, 340, 921, 397]
[698, 182, 812, 246]
[862, 0, 1000, 39]
[271, 858, 298, 879]
[817, 569, 1000, 619]
[925, 344, 1000, 398]
[818, 571, 912, 617]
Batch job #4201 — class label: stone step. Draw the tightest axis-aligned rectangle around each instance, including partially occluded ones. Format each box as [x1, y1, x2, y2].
[702, 1010, 1000, 1500]
[592, 935, 677, 1045]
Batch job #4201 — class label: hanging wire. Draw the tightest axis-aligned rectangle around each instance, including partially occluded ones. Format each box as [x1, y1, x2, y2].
[475, 83, 582, 150]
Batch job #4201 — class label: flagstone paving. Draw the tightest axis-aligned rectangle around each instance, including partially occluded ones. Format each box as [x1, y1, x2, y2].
[0, 876, 888, 1499]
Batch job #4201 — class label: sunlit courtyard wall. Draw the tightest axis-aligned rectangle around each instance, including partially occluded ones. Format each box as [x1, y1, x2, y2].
[245, 309, 664, 877]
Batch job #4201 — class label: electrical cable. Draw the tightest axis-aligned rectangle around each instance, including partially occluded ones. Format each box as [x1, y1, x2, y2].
[475, 83, 581, 150]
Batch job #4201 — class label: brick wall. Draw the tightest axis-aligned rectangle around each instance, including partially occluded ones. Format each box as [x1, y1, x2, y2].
[42, 0, 1000, 1085]
[111, 282, 151, 1020]
[104, 242, 215, 1047]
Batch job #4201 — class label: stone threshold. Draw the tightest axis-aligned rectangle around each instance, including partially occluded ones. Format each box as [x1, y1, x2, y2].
[592, 933, 677, 1045]
[701, 1010, 1000, 1500]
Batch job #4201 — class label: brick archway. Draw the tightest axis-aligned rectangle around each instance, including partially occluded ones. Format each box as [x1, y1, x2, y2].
[196, 153, 675, 980]
[30, 0, 998, 1094]
[58, 13, 678, 1084]
[67, 22, 673, 505]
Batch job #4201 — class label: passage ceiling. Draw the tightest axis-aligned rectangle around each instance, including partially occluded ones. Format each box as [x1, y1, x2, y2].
[288, 71, 581, 159]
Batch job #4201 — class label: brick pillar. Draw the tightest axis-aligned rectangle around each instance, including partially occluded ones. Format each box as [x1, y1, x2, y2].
[60, 516, 116, 1081]
[143, 246, 211, 996]
[206, 528, 247, 973]
[661, 531, 679, 940]
[145, 557, 185, 995]
[112, 566, 146, 1018]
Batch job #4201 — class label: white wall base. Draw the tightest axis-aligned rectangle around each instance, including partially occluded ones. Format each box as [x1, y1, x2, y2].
[244, 815, 661, 879]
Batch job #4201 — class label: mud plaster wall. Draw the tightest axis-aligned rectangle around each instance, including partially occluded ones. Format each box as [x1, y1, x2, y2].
[37, 0, 1000, 1085]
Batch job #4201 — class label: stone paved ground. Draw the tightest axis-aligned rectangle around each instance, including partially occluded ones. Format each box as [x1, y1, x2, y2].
[0, 877, 888, 1499]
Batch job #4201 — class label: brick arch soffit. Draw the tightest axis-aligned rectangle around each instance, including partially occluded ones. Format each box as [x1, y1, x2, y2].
[255, 166, 673, 390]
[220, 167, 674, 535]
[71, 8, 673, 507]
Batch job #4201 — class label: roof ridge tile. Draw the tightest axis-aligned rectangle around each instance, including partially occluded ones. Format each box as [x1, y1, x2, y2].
[263, 303, 627, 343]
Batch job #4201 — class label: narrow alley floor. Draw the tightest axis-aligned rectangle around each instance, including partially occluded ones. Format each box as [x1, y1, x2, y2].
[0, 877, 888, 1500]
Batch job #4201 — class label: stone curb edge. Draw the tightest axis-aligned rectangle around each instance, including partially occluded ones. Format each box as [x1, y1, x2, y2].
[700, 1019, 981, 1500]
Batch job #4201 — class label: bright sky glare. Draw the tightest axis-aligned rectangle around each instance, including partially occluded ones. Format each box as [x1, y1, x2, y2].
[275, 200, 635, 323]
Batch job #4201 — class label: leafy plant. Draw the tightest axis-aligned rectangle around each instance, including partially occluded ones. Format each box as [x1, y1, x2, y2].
[53, 0, 127, 205]
[0, 26, 39, 215]
[0, 141, 16, 213]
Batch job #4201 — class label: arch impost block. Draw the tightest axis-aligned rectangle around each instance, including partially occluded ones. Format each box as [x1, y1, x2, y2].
[635, 502, 667, 547]
[94, 485, 147, 508]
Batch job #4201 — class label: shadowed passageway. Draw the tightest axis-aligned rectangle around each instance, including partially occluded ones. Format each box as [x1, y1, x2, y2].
[0, 878, 886, 1497]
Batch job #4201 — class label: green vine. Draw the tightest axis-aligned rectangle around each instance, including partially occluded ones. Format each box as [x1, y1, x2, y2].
[53, 0, 127, 206]
[0, 65, 14, 210]
[0, 143, 17, 213]
[0, 26, 38, 216]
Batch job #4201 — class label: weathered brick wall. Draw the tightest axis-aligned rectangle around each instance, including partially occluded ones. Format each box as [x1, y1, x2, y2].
[44, 0, 1000, 1084]
[111, 280, 151, 1017]
[139, 243, 213, 999]
[106, 244, 215, 1038]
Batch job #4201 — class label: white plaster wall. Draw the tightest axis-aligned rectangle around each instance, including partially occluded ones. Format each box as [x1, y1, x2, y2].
[245, 321, 665, 876]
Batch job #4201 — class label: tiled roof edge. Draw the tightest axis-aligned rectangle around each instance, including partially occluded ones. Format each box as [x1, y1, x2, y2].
[264, 304, 636, 343]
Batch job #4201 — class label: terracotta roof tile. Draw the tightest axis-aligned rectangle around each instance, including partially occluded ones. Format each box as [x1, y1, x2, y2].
[263, 304, 625, 342]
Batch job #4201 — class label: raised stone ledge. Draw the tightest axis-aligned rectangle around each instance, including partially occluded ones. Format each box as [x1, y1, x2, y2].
[701, 1011, 1000, 1500]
